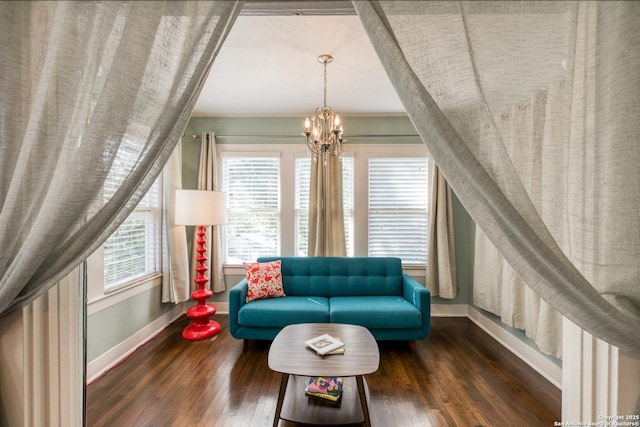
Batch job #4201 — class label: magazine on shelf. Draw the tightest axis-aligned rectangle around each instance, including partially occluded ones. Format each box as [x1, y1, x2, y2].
[305, 377, 344, 402]
[305, 334, 345, 355]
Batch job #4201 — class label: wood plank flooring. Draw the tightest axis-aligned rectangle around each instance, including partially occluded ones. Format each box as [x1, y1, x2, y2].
[86, 316, 561, 427]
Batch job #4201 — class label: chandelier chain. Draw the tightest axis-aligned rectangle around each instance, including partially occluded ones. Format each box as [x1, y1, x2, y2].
[323, 61, 328, 108]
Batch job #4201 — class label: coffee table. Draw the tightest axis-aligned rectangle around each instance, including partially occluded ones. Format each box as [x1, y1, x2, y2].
[268, 323, 380, 427]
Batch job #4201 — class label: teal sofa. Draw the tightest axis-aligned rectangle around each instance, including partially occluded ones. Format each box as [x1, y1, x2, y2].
[228, 256, 431, 349]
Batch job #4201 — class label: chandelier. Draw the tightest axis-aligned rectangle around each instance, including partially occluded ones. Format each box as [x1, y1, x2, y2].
[302, 54, 345, 158]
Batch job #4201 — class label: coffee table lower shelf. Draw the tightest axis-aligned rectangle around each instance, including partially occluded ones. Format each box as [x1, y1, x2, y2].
[279, 375, 370, 425]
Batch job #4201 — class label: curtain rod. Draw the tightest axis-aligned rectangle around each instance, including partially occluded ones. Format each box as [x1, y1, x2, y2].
[190, 134, 419, 141]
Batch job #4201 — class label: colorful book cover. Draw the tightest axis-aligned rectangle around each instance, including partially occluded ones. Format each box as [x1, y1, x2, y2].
[305, 377, 344, 402]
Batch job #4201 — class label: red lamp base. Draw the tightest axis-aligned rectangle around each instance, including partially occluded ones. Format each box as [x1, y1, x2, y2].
[183, 225, 222, 341]
[182, 319, 221, 341]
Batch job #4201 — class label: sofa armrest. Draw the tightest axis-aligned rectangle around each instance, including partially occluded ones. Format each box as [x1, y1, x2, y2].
[402, 274, 431, 315]
[228, 278, 248, 337]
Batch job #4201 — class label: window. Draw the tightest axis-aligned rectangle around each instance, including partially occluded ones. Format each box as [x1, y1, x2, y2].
[216, 143, 429, 266]
[294, 157, 310, 256]
[103, 177, 162, 291]
[368, 157, 428, 264]
[222, 155, 280, 263]
[295, 156, 354, 256]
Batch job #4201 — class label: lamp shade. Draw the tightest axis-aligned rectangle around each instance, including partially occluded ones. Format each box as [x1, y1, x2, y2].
[175, 189, 226, 226]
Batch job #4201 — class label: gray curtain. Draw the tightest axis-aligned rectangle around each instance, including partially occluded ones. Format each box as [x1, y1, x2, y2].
[0, 1, 244, 316]
[354, 1, 640, 352]
[308, 156, 347, 256]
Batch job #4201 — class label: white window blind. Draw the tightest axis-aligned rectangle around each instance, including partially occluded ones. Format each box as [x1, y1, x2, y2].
[295, 156, 354, 256]
[343, 157, 354, 257]
[368, 157, 428, 264]
[222, 156, 280, 263]
[295, 157, 310, 256]
[103, 176, 161, 290]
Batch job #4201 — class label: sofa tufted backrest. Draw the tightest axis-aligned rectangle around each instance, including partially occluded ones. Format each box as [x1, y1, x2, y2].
[256, 256, 403, 297]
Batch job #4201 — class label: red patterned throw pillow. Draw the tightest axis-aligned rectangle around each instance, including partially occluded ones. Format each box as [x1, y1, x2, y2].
[244, 260, 285, 303]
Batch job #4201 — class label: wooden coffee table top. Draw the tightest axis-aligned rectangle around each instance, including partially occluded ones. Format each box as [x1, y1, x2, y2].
[268, 323, 379, 377]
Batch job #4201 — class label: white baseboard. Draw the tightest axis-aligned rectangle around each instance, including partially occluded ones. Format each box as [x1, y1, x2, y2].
[87, 303, 186, 384]
[467, 306, 562, 389]
[430, 304, 468, 317]
[214, 301, 229, 314]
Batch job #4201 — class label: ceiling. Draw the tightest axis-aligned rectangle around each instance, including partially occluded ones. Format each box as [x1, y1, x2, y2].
[192, 3, 405, 117]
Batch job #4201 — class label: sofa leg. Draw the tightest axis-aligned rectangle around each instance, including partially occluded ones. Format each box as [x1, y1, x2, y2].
[243, 339, 249, 352]
[408, 340, 417, 353]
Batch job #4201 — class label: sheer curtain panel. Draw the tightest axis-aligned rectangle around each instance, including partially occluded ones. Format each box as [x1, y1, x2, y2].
[426, 161, 457, 299]
[0, 1, 243, 316]
[308, 156, 347, 256]
[354, 1, 640, 352]
[162, 140, 190, 304]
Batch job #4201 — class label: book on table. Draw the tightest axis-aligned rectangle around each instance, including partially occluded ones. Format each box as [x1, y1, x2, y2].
[304, 334, 345, 355]
[305, 377, 344, 402]
[325, 337, 344, 354]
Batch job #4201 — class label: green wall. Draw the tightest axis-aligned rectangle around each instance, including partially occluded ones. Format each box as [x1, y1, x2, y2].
[87, 285, 174, 363]
[182, 115, 422, 189]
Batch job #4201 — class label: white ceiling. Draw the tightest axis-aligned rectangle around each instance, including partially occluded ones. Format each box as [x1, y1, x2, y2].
[192, 14, 406, 117]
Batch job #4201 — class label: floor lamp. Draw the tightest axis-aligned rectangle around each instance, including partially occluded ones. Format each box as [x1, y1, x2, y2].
[175, 189, 226, 341]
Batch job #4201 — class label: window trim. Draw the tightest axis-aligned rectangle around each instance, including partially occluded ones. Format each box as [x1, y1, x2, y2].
[103, 176, 163, 292]
[367, 155, 429, 263]
[221, 152, 282, 263]
[86, 173, 164, 311]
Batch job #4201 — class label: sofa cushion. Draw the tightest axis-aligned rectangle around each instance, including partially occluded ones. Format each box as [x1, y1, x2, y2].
[238, 296, 330, 328]
[329, 296, 423, 329]
[244, 260, 286, 303]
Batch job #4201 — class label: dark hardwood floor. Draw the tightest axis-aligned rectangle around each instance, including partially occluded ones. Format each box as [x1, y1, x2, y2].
[86, 316, 561, 427]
